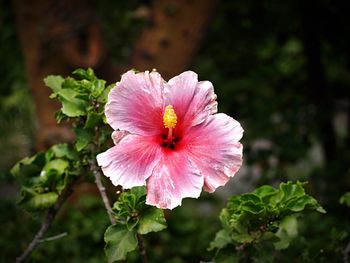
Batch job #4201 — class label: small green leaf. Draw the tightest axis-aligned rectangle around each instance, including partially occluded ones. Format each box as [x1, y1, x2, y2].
[50, 144, 78, 161]
[274, 215, 298, 250]
[73, 68, 96, 80]
[91, 79, 106, 98]
[253, 185, 278, 203]
[215, 246, 241, 263]
[11, 152, 46, 180]
[284, 195, 325, 213]
[74, 128, 94, 151]
[11, 155, 39, 177]
[241, 200, 265, 214]
[208, 229, 232, 251]
[43, 159, 69, 175]
[98, 84, 113, 104]
[55, 89, 88, 117]
[44, 75, 64, 92]
[129, 186, 147, 198]
[104, 225, 137, 262]
[84, 112, 103, 129]
[280, 181, 305, 201]
[340, 192, 350, 207]
[231, 222, 254, 243]
[19, 192, 58, 211]
[137, 207, 167, 235]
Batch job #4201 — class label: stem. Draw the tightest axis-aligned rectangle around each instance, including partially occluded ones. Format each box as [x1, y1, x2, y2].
[16, 180, 76, 263]
[88, 159, 116, 225]
[38, 232, 67, 243]
[136, 233, 148, 263]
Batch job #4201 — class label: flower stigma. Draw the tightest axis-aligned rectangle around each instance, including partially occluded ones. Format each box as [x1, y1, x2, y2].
[163, 105, 177, 146]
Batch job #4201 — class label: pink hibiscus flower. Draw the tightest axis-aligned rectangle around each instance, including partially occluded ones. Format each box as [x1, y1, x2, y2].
[97, 70, 243, 209]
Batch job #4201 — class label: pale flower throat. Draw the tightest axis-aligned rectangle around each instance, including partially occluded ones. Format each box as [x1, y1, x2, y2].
[163, 105, 177, 144]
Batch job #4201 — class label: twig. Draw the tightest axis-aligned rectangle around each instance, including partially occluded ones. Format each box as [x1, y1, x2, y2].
[343, 239, 350, 263]
[16, 180, 76, 263]
[88, 159, 116, 225]
[137, 233, 148, 263]
[38, 232, 67, 243]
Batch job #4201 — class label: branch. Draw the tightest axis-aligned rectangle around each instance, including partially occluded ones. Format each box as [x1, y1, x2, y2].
[38, 232, 67, 243]
[137, 233, 148, 263]
[16, 180, 76, 263]
[88, 159, 116, 225]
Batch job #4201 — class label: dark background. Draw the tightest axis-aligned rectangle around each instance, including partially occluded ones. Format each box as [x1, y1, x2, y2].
[1, 0, 349, 262]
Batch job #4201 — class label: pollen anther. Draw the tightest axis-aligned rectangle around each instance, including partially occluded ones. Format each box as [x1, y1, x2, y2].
[163, 105, 177, 129]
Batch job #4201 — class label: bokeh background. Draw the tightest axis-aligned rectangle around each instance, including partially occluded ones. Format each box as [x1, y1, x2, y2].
[1, 0, 350, 262]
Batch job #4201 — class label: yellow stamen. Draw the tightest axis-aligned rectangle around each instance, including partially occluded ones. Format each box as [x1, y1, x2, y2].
[163, 105, 177, 129]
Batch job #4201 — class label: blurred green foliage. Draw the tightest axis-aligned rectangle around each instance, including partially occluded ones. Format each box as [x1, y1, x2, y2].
[209, 182, 325, 262]
[0, 0, 35, 180]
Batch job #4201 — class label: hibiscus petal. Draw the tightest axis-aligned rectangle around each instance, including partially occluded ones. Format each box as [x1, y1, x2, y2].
[183, 113, 243, 193]
[105, 70, 166, 136]
[146, 152, 204, 209]
[111, 130, 129, 144]
[166, 71, 217, 131]
[96, 134, 162, 189]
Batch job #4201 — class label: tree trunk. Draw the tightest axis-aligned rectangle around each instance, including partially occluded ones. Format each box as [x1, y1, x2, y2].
[131, 0, 217, 80]
[12, 0, 107, 150]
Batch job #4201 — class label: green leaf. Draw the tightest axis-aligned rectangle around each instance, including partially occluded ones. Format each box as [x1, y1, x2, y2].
[84, 112, 103, 129]
[98, 84, 113, 104]
[137, 208, 167, 235]
[129, 186, 147, 198]
[215, 246, 241, 263]
[253, 185, 278, 203]
[43, 159, 69, 175]
[340, 192, 350, 207]
[230, 222, 254, 243]
[49, 144, 78, 161]
[55, 89, 88, 117]
[284, 195, 325, 213]
[104, 225, 137, 262]
[241, 200, 265, 215]
[19, 191, 58, 211]
[11, 152, 46, 180]
[91, 79, 106, 98]
[11, 155, 39, 177]
[280, 181, 305, 202]
[274, 215, 298, 250]
[44, 75, 64, 92]
[74, 127, 94, 151]
[39, 159, 69, 188]
[208, 229, 232, 251]
[73, 68, 96, 80]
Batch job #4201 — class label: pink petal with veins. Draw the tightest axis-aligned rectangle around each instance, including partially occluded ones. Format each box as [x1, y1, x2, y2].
[146, 151, 204, 209]
[105, 70, 166, 136]
[96, 134, 162, 189]
[182, 113, 243, 192]
[166, 71, 217, 132]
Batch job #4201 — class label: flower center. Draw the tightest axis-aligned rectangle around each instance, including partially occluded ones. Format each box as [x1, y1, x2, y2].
[163, 105, 177, 129]
[162, 105, 178, 149]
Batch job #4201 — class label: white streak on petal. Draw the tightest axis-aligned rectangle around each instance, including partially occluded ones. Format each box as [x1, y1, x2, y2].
[146, 152, 204, 209]
[183, 113, 243, 193]
[96, 134, 162, 189]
